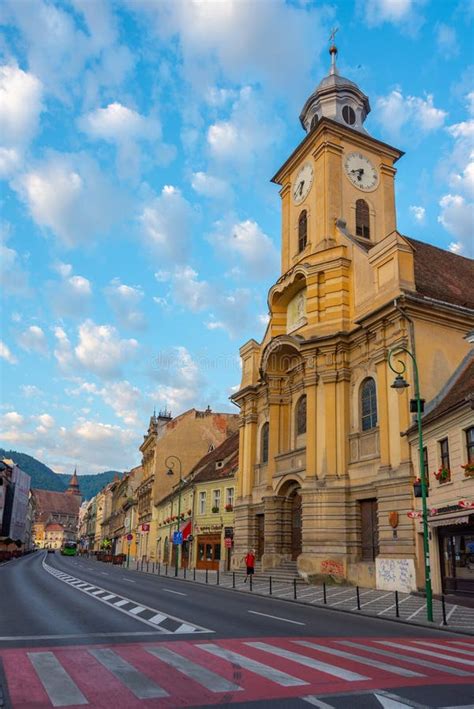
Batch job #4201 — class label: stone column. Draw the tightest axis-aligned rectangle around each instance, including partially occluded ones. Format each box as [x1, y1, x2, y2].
[262, 495, 286, 570]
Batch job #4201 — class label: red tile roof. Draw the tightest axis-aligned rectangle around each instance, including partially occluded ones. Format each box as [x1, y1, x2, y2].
[405, 237, 474, 310]
[45, 523, 64, 532]
[33, 489, 82, 516]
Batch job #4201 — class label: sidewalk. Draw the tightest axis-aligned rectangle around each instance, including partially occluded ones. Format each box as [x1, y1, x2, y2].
[97, 558, 474, 636]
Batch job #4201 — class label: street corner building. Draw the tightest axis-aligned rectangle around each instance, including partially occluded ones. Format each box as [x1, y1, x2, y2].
[0, 458, 33, 557]
[32, 470, 82, 550]
[231, 44, 474, 594]
[136, 407, 239, 562]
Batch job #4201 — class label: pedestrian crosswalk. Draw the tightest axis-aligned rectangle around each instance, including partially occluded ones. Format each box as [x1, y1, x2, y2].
[42, 558, 211, 635]
[1, 637, 472, 707]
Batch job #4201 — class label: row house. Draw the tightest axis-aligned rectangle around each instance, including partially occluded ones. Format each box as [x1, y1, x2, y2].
[408, 347, 474, 600]
[155, 431, 239, 571]
[137, 407, 239, 562]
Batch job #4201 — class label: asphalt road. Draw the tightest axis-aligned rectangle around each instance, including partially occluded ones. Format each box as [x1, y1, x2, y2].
[0, 552, 473, 708]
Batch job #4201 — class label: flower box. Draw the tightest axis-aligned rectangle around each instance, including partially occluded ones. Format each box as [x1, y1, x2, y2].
[225, 504, 233, 512]
[433, 467, 451, 484]
[461, 463, 474, 478]
[211, 506, 220, 514]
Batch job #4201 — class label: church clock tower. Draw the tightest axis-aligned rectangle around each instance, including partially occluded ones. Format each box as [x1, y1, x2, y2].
[273, 41, 402, 275]
[232, 39, 473, 595]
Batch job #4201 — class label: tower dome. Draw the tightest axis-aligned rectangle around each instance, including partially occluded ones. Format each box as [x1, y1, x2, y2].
[300, 42, 370, 134]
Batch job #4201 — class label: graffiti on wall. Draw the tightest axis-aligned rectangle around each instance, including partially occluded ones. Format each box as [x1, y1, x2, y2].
[321, 559, 344, 577]
[376, 558, 416, 593]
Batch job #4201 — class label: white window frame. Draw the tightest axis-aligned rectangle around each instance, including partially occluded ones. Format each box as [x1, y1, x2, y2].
[226, 487, 234, 507]
[199, 491, 206, 515]
[212, 489, 221, 510]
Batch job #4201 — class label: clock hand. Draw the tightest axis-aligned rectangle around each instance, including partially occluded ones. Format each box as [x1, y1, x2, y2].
[299, 181, 304, 195]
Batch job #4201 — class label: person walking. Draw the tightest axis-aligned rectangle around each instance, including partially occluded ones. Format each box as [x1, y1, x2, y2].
[244, 549, 255, 582]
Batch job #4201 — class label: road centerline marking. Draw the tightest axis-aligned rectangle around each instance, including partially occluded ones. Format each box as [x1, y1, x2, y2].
[163, 589, 187, 596]
[248, 610, 305, 625]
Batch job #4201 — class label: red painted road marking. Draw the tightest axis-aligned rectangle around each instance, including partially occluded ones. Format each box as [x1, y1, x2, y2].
[1, 636, 473, 707]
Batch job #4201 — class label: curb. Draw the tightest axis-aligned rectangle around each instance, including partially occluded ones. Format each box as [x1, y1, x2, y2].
[88, 559, 474, 638]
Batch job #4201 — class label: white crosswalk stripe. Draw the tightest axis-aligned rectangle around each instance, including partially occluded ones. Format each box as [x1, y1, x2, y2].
[147, 646, 243, 693]
[28, 651, 88, 707]
[376, 640, 474, 667]
[338, 641, 471, 677]
[89, 648, 168, 699]
[247, 642, 369, 681]
[198, 643, 308, 687]
[294, 640, 424, 678]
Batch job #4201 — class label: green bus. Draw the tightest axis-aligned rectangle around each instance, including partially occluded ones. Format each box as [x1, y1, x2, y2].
[61, 541, 78, 556]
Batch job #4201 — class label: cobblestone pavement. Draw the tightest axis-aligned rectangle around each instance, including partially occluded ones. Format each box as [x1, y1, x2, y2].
[110, 559, 474, 635]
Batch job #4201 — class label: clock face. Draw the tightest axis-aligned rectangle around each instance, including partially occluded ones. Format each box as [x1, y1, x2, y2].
[344, 152, 379, 191]
[292, 163, 313, 204]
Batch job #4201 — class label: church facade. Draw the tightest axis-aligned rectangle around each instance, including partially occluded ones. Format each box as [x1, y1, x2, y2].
[32, 470, 82, 550]
[232, 45, 474, 591]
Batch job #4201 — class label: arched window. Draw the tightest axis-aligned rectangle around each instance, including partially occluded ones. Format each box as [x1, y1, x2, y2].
[261, 422, 269, 463]
[298, 210, 307, 252]
[360, 378, 377, 431]
[342, 105, 356, 126]
[296, 395, 307, 436]
[356, 199, 370, 239]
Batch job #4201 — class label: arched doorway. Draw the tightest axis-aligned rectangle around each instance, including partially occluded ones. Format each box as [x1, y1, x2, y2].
[291, 490, 302, 560]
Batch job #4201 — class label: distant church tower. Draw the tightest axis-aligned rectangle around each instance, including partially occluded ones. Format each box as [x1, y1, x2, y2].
[66, 468, 81, 498]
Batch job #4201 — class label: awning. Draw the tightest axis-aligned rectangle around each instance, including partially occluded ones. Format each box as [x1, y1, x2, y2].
[428, 511, 473, 528]
[180, 519, 192, 540]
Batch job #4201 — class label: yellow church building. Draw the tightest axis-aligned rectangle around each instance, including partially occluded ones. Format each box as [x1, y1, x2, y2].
[232, 43, 474, 593]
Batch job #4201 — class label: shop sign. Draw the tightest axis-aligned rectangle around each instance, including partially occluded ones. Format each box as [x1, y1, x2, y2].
[198, 524, 222, 533]
[459, 500, 474, 510]
[407, 511, 422, 519]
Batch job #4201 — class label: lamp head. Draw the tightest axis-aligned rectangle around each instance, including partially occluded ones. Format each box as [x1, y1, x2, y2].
[391, 373, 410, 392]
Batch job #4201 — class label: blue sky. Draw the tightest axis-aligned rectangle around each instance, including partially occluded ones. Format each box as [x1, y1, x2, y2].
[1, 0, 473, 475]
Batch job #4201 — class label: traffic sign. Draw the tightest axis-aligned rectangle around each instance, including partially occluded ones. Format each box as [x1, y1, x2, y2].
[224, 538, 232, 548]
[141, 523, 150, 532]
[126, 533, 133, 541]
[173, 531, 183, 545]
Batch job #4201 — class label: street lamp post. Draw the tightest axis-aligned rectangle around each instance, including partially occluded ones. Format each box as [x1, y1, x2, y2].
[388, 345, 433, 623]
[166, 455, 182, 577]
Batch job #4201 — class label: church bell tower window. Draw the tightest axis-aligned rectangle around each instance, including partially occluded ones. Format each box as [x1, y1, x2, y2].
[342, 105, 356, 126]
[298, 210, 308, 252]
[355, 199, 370, 239]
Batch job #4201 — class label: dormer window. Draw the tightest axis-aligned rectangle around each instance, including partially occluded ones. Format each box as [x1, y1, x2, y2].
[342, 105, 356, 126]
[298, 210, 308, 252]
[215, 460, 224, 470]
[356, 199, 370, 239]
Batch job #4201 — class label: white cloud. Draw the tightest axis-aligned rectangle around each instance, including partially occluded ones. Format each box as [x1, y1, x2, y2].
[206, 86, 285, 176]
[152, 346, 206, 414]
[0, 224, 30, 296]
[154, 270, 171, 283]
[191, 171, 231, 200]
[17, 325, 48, 356]
[375, 89, 446, 140]
[53, 321, 138, 378]
[169, 265, 253, 339]
[48, 265, 92, 318]
[435, 23, 458, 58]
[0, 341, 17, 364]
[15, 152, 128, 248]
[0, 64, 43, 176]
[74, 320, 139, 378]
[1, 411, 24, 427]
[2, 0, 134, 105]
[132, 0, 328, 100]
[68, 378, 142, 426]
[438, 194, 474, 257]
[105, 278, 146, 330]
[21, 384, 43, 397]
[362, 0, 425, 33]
[36, 413, 55, 433]
[79, 102, 173, 179]
[140, 186, 195, 265]
[409, 205, 426, 224]
[209, 217, 279, 279]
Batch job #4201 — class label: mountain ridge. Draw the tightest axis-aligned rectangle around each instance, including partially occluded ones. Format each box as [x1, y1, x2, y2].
[0, 448, 121, 500]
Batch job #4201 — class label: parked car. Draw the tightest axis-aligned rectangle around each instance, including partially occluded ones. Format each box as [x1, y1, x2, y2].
[47, 548, 55, 554]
